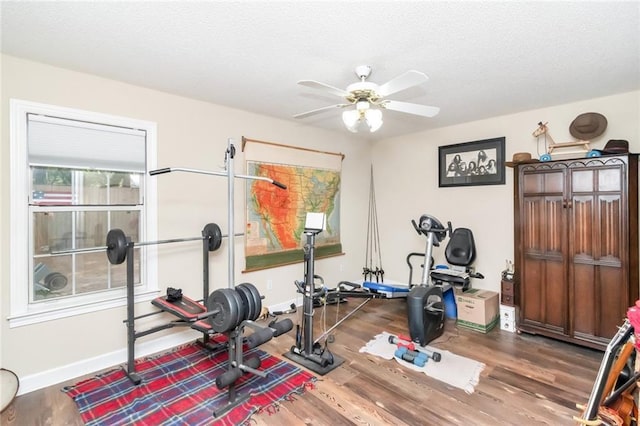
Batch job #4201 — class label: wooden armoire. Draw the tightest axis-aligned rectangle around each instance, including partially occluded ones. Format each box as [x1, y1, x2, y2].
[513, 154, 638, 350]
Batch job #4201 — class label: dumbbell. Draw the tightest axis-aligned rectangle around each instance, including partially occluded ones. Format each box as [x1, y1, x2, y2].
[395, 346, 428, 367]
[388, 334, 442, 362]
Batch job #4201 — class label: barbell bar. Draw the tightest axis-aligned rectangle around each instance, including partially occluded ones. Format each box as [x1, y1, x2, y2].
[53, 223, 243, 265]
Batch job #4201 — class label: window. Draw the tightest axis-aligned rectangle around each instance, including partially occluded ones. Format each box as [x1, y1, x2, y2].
[9, 100, 158, 327]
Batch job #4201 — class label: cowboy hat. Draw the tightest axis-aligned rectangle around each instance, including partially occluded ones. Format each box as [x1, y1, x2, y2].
[505, 152, 539, 167]
[600, 139, 629, 154]
[569, 112, 607, 140]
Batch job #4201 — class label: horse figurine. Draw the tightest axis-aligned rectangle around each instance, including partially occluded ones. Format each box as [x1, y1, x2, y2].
[532, 121, 599, 161]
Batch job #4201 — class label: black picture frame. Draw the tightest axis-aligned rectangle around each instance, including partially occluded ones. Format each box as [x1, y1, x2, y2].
[438, 137, 506, 187]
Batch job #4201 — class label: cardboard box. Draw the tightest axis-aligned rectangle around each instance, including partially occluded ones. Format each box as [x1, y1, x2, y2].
[455, 289, 499, 333]
[500, 304, 517, 333]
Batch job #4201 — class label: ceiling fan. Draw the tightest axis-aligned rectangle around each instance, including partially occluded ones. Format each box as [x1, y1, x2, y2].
[294, 65, 440, 132]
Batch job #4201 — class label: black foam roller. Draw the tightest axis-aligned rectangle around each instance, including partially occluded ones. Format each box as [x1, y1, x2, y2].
[246, 327, 273, 349]
[244, 355, 261, 370]
[216, 368, 242, 389]
[271, 318, 293, 337]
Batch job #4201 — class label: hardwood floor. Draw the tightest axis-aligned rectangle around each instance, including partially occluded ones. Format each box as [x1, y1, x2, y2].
[2, 297, 603, 425]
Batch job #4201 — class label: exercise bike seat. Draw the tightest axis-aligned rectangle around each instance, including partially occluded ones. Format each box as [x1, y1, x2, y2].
[430, 228, 479, 291]
[445, 228, 475, 266]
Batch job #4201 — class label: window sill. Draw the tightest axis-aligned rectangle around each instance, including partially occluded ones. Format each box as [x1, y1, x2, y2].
[8, 288, 159, 328]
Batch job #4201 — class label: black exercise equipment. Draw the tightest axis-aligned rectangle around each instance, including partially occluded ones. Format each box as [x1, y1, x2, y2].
[406, 214, 449, 346]
[271, 303, 297, 316]
[105, 223, 224, 265]
[55, 222, 228, 264]
[407, 214, 450, 286]
[311, 274, 347, 307]
[213, 295, 293, 419]
[285, 215, 401, 375]
[430, 227, 484, 291]
[406, 214, 484, 345]
[285, 224, 345, 375]
[407, 285, 445, 345]
[118, 223, 225, 384]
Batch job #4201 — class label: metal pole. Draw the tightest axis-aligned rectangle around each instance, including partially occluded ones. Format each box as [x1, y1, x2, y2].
[303, 231, 315, 354]
[421, 233, 435, 286]
[227, 138, 235, 288]
[124, 240, 141, 384]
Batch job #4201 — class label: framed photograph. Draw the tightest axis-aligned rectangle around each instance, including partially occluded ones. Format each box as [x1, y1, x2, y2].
[438, 137, 506, 187]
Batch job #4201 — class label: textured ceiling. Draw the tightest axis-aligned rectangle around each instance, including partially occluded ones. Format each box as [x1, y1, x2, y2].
[1, 1, 639, 140]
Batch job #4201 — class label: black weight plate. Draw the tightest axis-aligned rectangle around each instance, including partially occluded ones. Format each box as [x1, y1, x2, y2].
[235, 284, 255, 322]
[44, 272, 68, 290]
[207, 288, 242, 333]
[238, 282, 262, 321]
[203, 223, 222, 252]
[232, 289, 246, 326]
[106, 229, 128, 265]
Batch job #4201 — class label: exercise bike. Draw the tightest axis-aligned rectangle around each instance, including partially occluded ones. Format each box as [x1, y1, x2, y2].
[406, 214, 483, 346]
[406, 214, 449, 346]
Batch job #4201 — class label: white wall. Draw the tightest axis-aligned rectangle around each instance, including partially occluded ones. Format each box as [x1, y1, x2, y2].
[0, 55, 371, 392]
[373, 91, 640, 292]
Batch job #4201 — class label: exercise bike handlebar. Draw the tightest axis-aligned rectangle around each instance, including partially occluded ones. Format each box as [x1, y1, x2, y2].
[411, 218, 452, 238]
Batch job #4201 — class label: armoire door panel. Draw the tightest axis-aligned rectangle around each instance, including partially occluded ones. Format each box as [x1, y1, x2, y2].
[543, 260, 566, 330]
[522, 258, 543, 323]
[571, 196, 595, 258]
[572, 263, 595, 335]
[523, 170, 564, 194]
[598, 196, 623, 260]
[572, 169, 594, 192]
[544, 198, 564, 254]
[524, 197, 565, 254]
[597, 168, 623, 192]
[598, 266, 626, 338]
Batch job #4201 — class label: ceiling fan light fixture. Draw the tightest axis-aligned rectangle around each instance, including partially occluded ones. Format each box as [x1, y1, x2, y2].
[295, 65, 438, 133]
[365, 108, 383, 132]
[342, 109, 360, 133]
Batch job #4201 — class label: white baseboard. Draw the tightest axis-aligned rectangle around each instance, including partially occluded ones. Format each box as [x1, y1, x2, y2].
[17, 300, 302, 396]
[268, 297, 301, 314]
[17, 329, 199, 396]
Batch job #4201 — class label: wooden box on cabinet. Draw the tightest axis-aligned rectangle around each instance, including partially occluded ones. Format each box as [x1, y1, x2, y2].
[513, 154, 638, 350]
[500, 279, 517, 306]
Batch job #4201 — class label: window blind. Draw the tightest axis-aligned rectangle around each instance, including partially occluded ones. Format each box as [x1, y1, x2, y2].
[27, 114, 147, 172]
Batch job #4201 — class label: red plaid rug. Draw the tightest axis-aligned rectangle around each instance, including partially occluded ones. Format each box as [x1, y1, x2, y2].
[63, 340, 316, 425]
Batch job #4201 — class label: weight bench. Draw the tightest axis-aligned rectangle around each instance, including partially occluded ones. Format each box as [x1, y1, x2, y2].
[151, 294, 220, 337]
[151, 294, 207, 321]
[151, 296, 220, 344]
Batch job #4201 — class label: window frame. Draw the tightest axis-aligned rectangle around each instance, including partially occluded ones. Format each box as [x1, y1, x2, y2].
[9, 99, 159, 327]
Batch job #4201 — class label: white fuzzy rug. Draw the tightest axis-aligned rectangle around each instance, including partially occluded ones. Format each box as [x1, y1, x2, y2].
[359, 331, 485, 394]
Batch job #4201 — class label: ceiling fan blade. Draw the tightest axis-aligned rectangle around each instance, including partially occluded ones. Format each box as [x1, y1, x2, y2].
[382, 100, 440, 117]
[298, 80, 351, 98]
[377, 70, 429, 97]
[293, 103, 350, 119]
